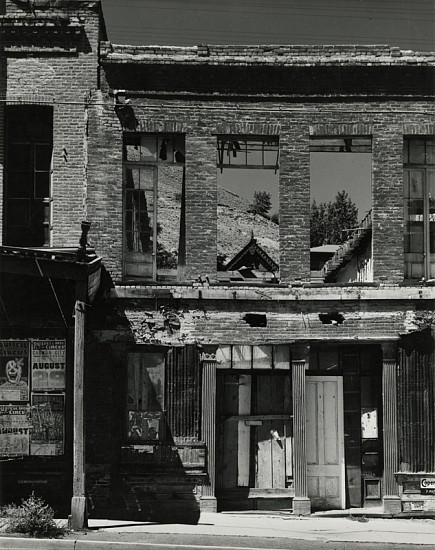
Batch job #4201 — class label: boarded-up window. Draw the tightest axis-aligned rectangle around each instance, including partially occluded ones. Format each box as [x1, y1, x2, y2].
[398, 344, 435, 472]
[165, 345, 201, 440]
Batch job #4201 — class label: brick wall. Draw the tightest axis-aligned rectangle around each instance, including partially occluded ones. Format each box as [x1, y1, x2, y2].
[0, 0, 102, 247]
[89, 75, 435, 283]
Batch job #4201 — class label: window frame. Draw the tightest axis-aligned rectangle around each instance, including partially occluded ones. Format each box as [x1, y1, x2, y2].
[122, 132, 185, 281]
[404, 137, 435, 281]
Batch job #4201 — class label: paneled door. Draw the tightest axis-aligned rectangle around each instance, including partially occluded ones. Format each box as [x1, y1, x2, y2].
[306, 376, 345, 510]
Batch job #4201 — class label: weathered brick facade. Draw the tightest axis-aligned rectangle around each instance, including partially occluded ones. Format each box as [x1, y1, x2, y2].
[1, 0, 434, 521]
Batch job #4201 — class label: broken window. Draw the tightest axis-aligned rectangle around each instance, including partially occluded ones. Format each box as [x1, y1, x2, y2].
[4, 106, 53, 247]
[310, 137, 372, 283]
[123, 134, 185, 281]
[126, 346, 201, 444]
[216, 135, 279, 282]
[404, 138, 435, 280]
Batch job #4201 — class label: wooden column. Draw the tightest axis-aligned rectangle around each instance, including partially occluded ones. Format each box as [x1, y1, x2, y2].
[382, 342, 401, 514]
[70, 298, 88, 530]
[292, 344, 311, 515]
[200, 346, 218, 512]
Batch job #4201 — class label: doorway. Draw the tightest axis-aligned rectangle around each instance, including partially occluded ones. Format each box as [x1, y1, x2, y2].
[216, 371, 293, 511]
[306, 376, 345, 510]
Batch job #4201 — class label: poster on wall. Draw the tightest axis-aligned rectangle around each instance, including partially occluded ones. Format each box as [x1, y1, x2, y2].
[31, 340, 66, 391]
[361, 407, 378, 439]
[0, 340, 30, 402]
[30, 394, 64, 456]
[0, 404, 30, 457]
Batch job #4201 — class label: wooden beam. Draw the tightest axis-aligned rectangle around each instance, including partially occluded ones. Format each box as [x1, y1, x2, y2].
[70, 299, 88, 530]
[224, 414, 292, 422]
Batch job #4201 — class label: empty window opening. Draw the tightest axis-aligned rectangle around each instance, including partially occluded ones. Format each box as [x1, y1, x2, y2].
[216, 135, 280, 283]
[310, 137, 372, 283]
[4, 106, 53, 247]
[123, 134, 185, 281]
[404, 138, 435, 280]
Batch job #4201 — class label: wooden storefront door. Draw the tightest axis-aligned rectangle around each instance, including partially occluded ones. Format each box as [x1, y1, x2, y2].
[306, 376, 345, 510]
[216, 372, 293, 510]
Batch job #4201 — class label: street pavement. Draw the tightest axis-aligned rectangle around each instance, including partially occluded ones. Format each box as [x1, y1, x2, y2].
[0, 512, 435, 550]
[0, 512, 435, 549]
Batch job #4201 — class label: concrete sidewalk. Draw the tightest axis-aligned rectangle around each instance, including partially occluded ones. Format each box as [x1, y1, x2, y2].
[81, 513, 435, 545]
[1, 512, 434, 548]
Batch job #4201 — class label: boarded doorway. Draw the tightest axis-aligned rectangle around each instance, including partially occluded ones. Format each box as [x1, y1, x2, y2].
[216, 371, 293, 511]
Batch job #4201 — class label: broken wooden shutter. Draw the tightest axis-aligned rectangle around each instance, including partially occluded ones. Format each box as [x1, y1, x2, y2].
[398, 344, 435, 472]
[165, 345, 201, 440]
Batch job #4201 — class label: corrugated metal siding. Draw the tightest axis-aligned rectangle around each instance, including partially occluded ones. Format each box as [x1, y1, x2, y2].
[166, 345, 201, 440]
[398, 346, 435, 472]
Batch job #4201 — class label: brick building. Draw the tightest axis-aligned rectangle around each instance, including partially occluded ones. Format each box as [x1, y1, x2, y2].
[0, 0, 434, 525]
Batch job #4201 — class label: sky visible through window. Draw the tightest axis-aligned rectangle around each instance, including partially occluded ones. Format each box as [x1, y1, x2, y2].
[102, 0, 431, 222]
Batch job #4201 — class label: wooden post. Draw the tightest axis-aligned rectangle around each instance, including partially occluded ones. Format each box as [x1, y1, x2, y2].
[70, 298, 88, 530]
[292, 343, 311, 515]
[200, 346, 218, 512]
[382, 342, 401, 514]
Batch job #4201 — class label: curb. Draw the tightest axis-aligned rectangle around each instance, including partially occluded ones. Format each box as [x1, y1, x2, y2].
[1, 537, 158, 550]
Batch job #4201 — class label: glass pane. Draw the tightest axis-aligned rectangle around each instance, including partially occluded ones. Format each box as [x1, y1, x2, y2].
[7, 171, 33, 198]
[125, 190, 153, 253]
[426, 140, 435, 165]
[409, 223, 424, 252]
[216, 346, 232, 369]
[430, 224, 435, 253]
[409, 171, 423, 197]
[140, 166, 155, 191]
[411, 262, 424, 279]
[409, 140, 426, 164]
[232, 345, 252, 369]
[34, 172, 50, 199]
[430, 172, 435, 253]
[404, 171, 410, 198]
[273, 345, 290, 370]
[35, 144, 52, 171]
[252, 345, 272, 369]
[403, 140, 409, 164]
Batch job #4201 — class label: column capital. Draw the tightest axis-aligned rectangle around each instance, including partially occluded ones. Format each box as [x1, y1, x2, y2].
[291, 343, 310, 363]
[381, 342, 397, 363]
[200, 344, 219, 363]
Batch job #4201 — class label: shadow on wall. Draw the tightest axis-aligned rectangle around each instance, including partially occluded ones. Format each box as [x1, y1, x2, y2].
[85, 342, 202, 525]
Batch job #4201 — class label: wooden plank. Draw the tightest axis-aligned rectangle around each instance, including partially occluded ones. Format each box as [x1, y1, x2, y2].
[284, 422, 293, 480]
[237, 375, 251, 486]
[271, 420, 285, 488]
[221, 375, 239, 488]
[71, 299, 87, 530]
[225, 414, 292, 422]
[255, 376, 272, 488]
